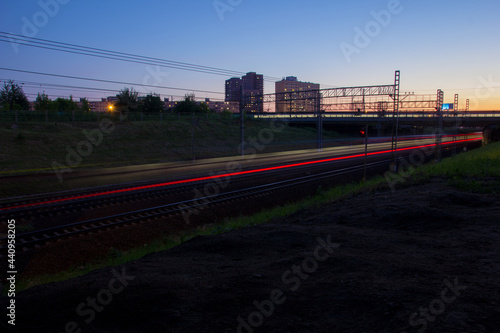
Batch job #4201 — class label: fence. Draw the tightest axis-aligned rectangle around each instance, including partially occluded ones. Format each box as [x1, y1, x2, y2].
[0, 110, 238, 123]
[3, 110, 498, 124]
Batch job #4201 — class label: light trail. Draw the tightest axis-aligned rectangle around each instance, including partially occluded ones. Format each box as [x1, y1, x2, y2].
[0, 136, 482, 211]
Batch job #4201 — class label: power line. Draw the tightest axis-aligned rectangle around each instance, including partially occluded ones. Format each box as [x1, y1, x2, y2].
[0, 37, 246, 79]
[0, 32, 345, 94]
[0, 78, 227, 102]
[4, 33, 489, 97]
[0, 67, 225, 95]
[0, 78, 200, 100]
[2, 34, 489, 103]
[0, 33, 241, 76]
[0, 32, 283, 82]
[1, 79, 121, 93]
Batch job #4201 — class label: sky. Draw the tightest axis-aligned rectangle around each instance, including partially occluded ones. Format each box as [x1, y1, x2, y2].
[1, 0, 499, 110]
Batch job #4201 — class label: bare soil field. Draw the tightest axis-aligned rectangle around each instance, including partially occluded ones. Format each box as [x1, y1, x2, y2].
[1, 178, 499, 333]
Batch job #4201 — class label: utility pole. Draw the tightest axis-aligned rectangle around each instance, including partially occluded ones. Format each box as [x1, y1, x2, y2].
[435, 89, 444, 161]
[362, 89, 366, 114]
[465, 99, 470, 151]
[316, 90, 323, 151]
[191, 112, 198, 161]
[317, 109, 323, 151]
[453, 94, 459, 155]
[240, 85, 245, 157]
[363, 124, 368, 181]
[390, 70, 401, 172]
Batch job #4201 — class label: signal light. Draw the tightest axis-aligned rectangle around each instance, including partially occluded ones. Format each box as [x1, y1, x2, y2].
[360, 129, 366, 137]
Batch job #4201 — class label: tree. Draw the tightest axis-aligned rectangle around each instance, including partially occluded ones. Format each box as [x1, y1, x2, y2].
[116, 87, 138, 117]
[0, 80, 29, 110]
[139, 93, 163, 114]
[174, 93, 206, 113]
[80, 98, 90, 112]
[34, 92, 53, 111]
[53, 96, 78, 112]
[199, 102, 211, 113]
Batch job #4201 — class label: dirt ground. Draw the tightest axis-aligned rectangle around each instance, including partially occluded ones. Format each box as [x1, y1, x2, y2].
[1, 178, 499, 333]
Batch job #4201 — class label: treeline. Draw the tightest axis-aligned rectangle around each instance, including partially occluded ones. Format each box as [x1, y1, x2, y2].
[113, 89, 226, 114]
[0, 80, 90, 112]
[1, 81, 229, 114]
[34, 93, 90, 112]
[0, 80, 30, 111]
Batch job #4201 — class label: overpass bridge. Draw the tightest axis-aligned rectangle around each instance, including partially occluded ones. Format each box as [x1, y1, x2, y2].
[236, 70, 499, 158]
[253, 111, 500, 127]
[239, 70, 499, 129]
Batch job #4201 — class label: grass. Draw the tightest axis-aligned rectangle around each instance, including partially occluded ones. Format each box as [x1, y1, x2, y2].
[0, 118, 342, 174]
[414, 142, 500, 194]
[15, 223, 35, 233]
[417, 142, 500, 179]
[9, 141, 500, 293]
[0, 118, 344, 197]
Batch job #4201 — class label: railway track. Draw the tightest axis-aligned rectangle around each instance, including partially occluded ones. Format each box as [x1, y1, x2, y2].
[0, 139, 411, 220]
[0, 155, 366, 222]
[0, 159, 390, 252]
[0, 135, 470, 217]
[0, 135, 482, 253]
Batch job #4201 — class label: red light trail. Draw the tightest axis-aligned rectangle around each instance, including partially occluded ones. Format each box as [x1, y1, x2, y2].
[1, 136, 481, 211]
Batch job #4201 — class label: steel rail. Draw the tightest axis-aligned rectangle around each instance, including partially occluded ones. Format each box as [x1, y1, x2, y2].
[0, 159, 391, 252]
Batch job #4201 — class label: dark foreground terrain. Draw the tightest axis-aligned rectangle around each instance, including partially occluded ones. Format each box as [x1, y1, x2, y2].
[2, 179, 499, 333]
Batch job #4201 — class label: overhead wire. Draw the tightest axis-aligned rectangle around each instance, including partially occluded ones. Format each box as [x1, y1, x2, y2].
[0, 67, 225, 96]
[0, 32, 282, 82]
[0, 32, 357, 102]
[0, 78, 221, 101]
[5, 32, 490, 104]
[0, 31, 287, 100]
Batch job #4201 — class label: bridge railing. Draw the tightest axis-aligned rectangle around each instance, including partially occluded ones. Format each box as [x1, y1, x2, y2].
[253, 111, 500, 119]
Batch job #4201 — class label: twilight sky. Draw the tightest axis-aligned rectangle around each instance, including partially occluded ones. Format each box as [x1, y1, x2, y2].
[1, 0, 499, 110]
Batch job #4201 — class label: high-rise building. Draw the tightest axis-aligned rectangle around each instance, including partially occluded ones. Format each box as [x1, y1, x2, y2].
[225, 72, 264, 113]
[225, 77, 242, 103]
[242, 72, 264, 113]
[275, 77, 320, 113]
